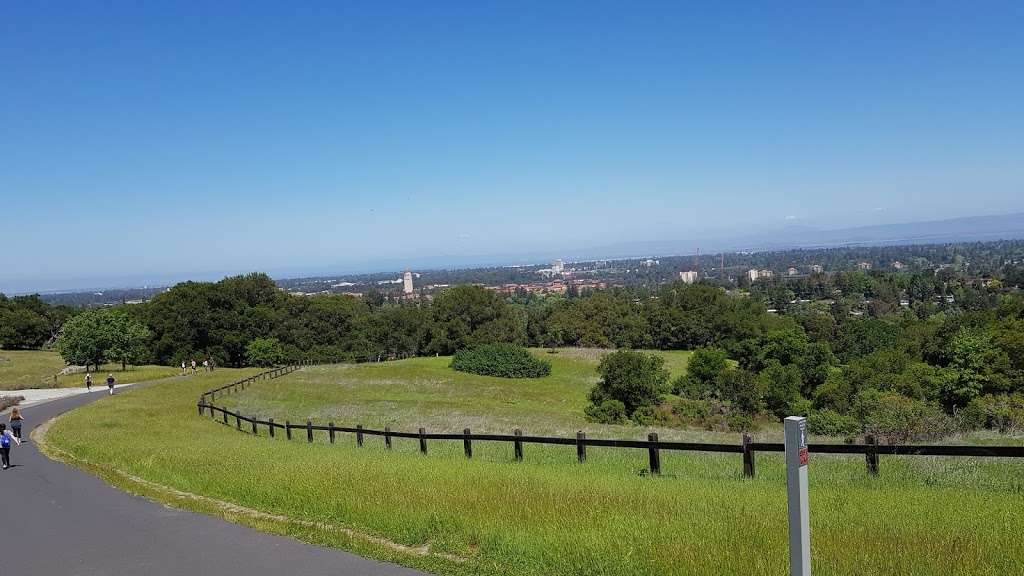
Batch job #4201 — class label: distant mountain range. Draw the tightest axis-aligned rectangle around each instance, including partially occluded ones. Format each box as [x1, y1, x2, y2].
[562, 212, 1024, 261]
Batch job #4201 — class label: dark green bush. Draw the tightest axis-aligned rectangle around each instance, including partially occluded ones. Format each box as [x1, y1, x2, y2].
[587, 349, 670, 417]
[584, 399, 628, 424]
[450, 343, 552, 378]
[859, 392, 955, 443]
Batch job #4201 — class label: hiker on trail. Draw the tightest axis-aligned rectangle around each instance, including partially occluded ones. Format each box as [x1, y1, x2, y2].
[9, 408, 24, 441]
[85, 373, 92, 391]
[191, 359, 197, 374]
[181, 361, 187, 375]
[203, 358, 209, 372]
[106, 373, 115, 395]
[1, 423, 20, 470]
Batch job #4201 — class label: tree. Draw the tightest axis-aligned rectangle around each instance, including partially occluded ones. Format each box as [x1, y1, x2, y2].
[246, 337, 285, 367]
[427, 285, 522, 354]
[673, 347, 728, 398]
[56, 308, 108, 370]
[759, 361, 806, 419]
[587, 350, 669, 418]
[716, 368, 763, 414]
[103, 310, 152, 369]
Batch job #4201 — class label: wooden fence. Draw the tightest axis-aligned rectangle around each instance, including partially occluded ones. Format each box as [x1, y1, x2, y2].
[197, 362, 1024, 478]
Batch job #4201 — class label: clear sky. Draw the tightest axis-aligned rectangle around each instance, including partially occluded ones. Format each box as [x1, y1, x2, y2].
[3, 2, 1023, 292]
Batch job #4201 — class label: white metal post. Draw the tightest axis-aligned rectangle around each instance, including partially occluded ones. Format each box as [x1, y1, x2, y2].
[784, 416, 811, 576]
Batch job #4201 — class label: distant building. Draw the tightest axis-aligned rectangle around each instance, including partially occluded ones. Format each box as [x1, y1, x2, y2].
[787, 267, 799, 276]
[857, 261, 872, 270]
[641, 258, 659, 267]
[552, 259, 564, 274]
[892, 261, 905, 270]
[679, 270, 698, 284]
[810, 264, 824, 274]
[748, 269, 773, 281]
[403, 271, 414, 295]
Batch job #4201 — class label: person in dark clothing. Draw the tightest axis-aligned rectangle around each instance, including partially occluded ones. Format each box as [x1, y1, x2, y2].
[1, 423, 21, 469]
[106, 373, 116, 395]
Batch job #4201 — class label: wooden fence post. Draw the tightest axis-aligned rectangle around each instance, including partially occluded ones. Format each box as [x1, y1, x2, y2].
[236, 413, 241, 430]
[385, 427, 392, 450]
[576, 431, 587, 463]
[514, 429, 524, 461]
[329, 422, 335, 444]
[356, 424, 364, 447]
[223, 410, 228, 425]
[250, 417, 257, 435]
[307, 420, 313, 443]
[463, 428, 472, 458]
[742, 433, 755, 478]
[418, 427, 427, 454]
[285, 420, 292, 440]
[865, 434, 879, 475]
[269, 418, 275, 438]
[647, 432, 661, 476]
[198, 402, 204, 416]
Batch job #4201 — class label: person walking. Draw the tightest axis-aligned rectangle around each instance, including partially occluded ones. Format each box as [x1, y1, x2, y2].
[106, 373, 116, 395]
[85, 372, 92, 392]
[181, 361, 187, 375]
[191, 359, 197, 375]
[9, 408, 24, 441]
[1, 423, 20, 470]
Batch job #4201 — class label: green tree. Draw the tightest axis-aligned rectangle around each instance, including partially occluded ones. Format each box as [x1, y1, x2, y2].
[759, 361, 806, 419]
[246, 337, 286, 367]
[588, 350, 669, 418]
[56, 308, 109, 370]
[427, 285, 522, 354]
[716, 368, 763, 414]
[103, 309, 152, 369]
[673, 347, 728, 398]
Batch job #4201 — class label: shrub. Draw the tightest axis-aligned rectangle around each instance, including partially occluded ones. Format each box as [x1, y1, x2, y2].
[716, 368, 763, 414]
[450, 344, 552, 378]
[807, 409, 860, 437]
[584, 399, 628, 424]
[587, 350, 670, 417]
[960, 393, 1024, 433]
[861, 392, 956, 443]
[759, 361, 806, 419]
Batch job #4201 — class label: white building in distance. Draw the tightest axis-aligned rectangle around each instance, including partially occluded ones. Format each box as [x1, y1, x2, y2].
[679, 270, 698, 284]
[748, 269, 774, 281]
[403, 270, 414, 295]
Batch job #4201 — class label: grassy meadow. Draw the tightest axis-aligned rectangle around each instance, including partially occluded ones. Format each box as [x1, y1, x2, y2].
[219, 348, 715, 440]
[44, 359, 1024, 576]
[0, 349, 179, 390]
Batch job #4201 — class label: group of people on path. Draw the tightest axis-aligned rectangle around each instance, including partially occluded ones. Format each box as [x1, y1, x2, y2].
[84, 373, 117, 395]
[181, 358, 214, 375]
[2, 408, 25, 470]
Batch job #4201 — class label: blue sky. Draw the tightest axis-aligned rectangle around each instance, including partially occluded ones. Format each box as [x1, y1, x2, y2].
[2, 2, 1023, 292]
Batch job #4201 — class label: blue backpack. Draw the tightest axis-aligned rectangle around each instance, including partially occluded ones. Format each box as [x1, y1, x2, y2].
[1, 432, 9, 448]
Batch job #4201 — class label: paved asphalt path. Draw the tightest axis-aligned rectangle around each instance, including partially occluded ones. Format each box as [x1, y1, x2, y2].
[0, 391, 429, 576]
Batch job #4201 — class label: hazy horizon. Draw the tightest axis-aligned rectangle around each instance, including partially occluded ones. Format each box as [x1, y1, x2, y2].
[4, 3, 1023, 293]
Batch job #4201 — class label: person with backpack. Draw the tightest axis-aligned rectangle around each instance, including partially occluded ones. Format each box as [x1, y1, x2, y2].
[1, 423, 21, 470]
[85, 372, 92, 392]
[9, 408, 24, 441]
[106, 373, 116, 395]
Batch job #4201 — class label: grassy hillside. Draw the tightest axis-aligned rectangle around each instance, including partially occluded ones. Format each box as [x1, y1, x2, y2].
[0, 349, 179, 390]
[45, 367, 1024, 576]
[220, 348, 698, 439]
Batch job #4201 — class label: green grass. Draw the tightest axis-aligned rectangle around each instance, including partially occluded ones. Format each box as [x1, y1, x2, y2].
[220, 348, 706, 440]
[46, 363, 1024, 576]
[0, 348, 179, 390]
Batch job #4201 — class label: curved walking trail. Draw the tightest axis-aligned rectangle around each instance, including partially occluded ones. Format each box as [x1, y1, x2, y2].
[1, 390, 427, 576]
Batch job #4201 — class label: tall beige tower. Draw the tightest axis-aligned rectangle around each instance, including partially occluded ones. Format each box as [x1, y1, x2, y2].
[403, 270, 414, 295]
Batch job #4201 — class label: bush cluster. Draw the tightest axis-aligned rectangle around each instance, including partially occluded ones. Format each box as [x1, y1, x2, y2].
[450, 344, 552, 378]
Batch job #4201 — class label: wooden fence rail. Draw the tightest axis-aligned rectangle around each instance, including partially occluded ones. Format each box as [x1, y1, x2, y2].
[197, 362, 1024, 478]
